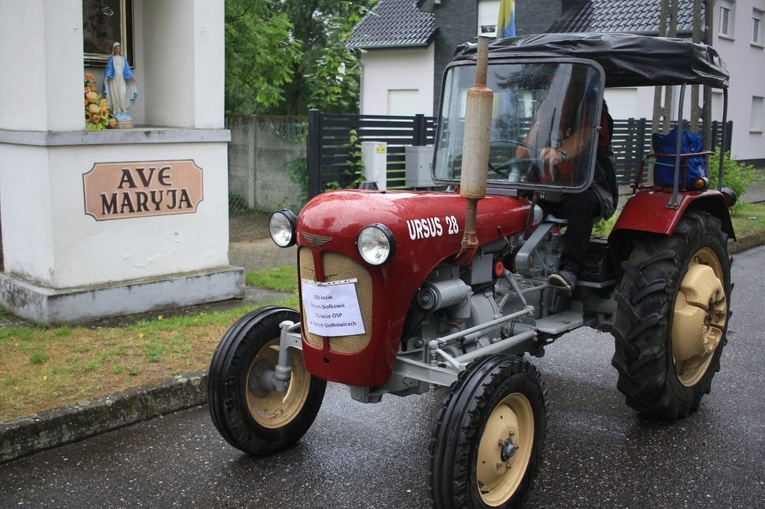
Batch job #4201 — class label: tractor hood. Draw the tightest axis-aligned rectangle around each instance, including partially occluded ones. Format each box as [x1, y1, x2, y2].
[297, 189, 531, 271]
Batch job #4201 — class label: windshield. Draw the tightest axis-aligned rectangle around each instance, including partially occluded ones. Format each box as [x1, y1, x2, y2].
[433, 60, 605, 192]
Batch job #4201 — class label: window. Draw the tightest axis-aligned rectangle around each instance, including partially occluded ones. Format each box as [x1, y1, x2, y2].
[720, 6, 731, 37]
[719, 2, 735, 39]
[387, 90, 419, 116]
[711, 91, 724, 122]
[751, 96, 764, 133]
[753, 9, 764, 46]
[477, 0, 501, 37]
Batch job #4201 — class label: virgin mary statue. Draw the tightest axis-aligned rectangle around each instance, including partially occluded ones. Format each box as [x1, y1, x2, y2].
[104, 42, 138, 125]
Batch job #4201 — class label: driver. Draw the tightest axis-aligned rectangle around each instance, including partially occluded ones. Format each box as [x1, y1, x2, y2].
[517, 91, 618, 296]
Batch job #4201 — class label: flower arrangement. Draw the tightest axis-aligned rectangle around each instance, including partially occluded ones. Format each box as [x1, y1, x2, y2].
[84, 73, 116, 131]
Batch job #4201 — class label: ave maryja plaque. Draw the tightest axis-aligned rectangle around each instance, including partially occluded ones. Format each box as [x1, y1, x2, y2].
[83, 160, 204, 221]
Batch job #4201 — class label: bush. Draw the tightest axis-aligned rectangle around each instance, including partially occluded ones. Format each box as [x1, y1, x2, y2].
[708, 148, 756, 213]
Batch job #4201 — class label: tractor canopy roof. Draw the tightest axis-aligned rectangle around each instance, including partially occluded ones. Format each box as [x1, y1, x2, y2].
[452, 32, 729, 89]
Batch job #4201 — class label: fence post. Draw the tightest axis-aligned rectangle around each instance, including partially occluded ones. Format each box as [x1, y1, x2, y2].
[414, 114, 427, 146]
[632, 117, 653, 184]
[725, 121, 733, 152]
[621, 118, 636, 184]
[711, 120, 719, 150]
[307, 109, 321, 198]
[621, 118, 647, 185]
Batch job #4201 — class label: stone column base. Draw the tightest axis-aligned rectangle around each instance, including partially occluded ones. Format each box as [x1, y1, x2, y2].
[0, 267, 245, 326]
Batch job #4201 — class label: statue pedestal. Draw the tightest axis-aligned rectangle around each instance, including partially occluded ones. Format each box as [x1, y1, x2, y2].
[0, 128, 241, 325]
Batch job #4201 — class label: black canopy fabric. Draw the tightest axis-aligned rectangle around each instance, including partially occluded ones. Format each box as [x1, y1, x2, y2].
[452, 32, 729, 89]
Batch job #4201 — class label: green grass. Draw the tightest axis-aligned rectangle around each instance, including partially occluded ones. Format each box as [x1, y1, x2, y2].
[245, 264, 298, 292]
[730, 202, 765, 236]
[0, 267, 299, 421]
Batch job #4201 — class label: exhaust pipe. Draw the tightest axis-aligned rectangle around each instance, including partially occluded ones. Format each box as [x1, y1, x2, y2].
[460, 36, 493, 253]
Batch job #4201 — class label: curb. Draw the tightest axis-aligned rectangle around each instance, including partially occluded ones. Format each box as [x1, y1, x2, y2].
[1, 371, 207, 464]
[1, 232, 762, 465]
[728, 231, 763, 254]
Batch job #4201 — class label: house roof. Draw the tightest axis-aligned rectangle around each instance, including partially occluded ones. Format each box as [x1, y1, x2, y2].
[349, 0, 436, 49]
[549, 0, 698, 34]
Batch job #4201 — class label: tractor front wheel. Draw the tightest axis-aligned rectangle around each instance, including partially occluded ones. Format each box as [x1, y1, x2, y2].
[207, 307, 326, 455]
[612, 210, 731, 419]
[430, 355, 548, 508]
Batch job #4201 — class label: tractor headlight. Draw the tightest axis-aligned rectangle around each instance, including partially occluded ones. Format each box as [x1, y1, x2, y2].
[269, 210, 297, 248]
[357, 224, 396, 265]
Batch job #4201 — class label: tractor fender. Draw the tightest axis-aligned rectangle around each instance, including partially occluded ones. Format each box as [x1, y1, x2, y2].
[608, 190, 734, 270]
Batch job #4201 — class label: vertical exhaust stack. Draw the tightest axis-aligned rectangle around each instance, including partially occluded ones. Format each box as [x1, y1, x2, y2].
[460, 36, 493, 252]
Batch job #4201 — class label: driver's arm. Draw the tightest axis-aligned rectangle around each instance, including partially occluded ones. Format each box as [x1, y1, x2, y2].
[515, 122, 538, 159]
[539, 123, 594, 166]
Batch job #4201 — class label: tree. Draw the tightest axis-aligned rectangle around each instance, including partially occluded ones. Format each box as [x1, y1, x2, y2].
[282, 0, 376, 114]
[224, 0, 301, 115]
[225, 0, 376, 116]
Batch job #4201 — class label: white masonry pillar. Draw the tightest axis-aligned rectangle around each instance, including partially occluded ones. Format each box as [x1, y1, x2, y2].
[0, 0, 242, 325]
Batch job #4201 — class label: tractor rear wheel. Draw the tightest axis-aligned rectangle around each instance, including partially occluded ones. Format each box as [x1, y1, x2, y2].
[208, 307, 326, 455]
[430, 355, 548, 508]
[612, 210, 731, 419]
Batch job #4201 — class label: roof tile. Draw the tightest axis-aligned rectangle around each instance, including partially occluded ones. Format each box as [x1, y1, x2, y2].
[549, 0, 698, 34]
[349, 0, 436, 49]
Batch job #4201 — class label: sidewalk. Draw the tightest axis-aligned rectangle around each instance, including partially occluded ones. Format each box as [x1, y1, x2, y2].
[2, 182, 764, 463]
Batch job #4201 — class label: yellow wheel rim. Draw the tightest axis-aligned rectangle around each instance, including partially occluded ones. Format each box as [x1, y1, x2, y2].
[476, 393, 535, 506]
[671, 247, 727, 387]
[245, 339, 311, 429]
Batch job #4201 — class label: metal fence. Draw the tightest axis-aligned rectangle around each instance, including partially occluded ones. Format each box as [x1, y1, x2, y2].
[226, 113, 733, 242]
[306, 110, 435, 196]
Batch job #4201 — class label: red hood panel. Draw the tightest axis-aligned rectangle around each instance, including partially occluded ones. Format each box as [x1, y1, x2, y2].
[298, 189, 530, 264]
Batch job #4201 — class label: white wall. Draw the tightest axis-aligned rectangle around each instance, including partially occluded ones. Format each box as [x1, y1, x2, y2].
[604, 88, 639, 119]
[142, 0, 225, 129]
[360, 46, 435, 116]
[712, 0, 765, 160]
[1, 138, 229, 288]
[0, 0, 84, 132]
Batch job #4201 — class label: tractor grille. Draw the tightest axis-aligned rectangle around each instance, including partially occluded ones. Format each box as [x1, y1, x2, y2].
[299, 247, 373, 353]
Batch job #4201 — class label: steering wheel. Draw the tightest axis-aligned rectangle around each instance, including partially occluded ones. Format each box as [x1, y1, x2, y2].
[488, 139, 539, 182]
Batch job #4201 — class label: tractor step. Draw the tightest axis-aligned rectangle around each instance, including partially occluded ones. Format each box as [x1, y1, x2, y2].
[535, 310, 584, 335]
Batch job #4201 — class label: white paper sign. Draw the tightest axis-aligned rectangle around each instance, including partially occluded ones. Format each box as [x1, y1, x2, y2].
[301, 278, 366, 337]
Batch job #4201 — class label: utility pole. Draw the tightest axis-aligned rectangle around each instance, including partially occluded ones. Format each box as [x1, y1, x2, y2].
[690, 1, 715, 149]
[654, 0, 715, 148]
[652, 0, 679, 135]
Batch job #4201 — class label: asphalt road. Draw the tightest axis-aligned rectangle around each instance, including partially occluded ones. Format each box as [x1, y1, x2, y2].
[1, 245, 764, 508]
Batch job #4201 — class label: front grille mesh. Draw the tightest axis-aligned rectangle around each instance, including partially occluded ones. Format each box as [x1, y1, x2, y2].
[299, 247, 374, 353]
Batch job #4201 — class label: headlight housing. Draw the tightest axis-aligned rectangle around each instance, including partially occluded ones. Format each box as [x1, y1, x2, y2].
[357, 224, 396, 265]
[269, 210, 297, 248]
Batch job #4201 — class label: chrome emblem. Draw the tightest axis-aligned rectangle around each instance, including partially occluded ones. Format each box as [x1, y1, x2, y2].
[303, 232, 333, 248]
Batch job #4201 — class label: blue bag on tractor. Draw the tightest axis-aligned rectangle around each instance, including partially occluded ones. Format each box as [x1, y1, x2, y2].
[651, 126, 706, 188]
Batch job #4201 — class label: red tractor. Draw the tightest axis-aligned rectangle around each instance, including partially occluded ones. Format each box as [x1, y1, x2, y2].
[208, 33, 734, 508]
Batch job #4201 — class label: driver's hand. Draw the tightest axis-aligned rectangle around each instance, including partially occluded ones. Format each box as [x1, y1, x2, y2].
[515, 146, 531, 159]
[539, 147, 564, 166]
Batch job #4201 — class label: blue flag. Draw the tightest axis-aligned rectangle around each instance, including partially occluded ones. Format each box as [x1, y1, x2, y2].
[497, 0, 516, 39]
